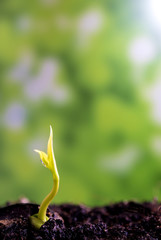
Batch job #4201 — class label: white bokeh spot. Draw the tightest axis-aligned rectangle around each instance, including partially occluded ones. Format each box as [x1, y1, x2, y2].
[128, 36, 157, 65]
[27, 137, 47, 159]
[24, 58, 69, 103]
[77, 9, 103, 45]
[144, 76, 161, 124]
[3, 102, 26, 130]
[79, 10, 102, 34]
[151, 136, 161, 156]
[16, 16, 32, 32]
[8, 52, 33, 82]
[147, 0, 161, 30]
[99, 146, 140, 174]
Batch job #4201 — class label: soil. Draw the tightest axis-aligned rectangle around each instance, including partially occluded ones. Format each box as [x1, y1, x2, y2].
[0, 200, 161, 239]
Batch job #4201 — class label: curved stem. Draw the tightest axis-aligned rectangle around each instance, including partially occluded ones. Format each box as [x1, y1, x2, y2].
[38, 174, 59, 222]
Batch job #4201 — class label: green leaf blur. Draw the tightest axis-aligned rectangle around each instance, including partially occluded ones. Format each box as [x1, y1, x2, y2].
[1, 0, 161, 206]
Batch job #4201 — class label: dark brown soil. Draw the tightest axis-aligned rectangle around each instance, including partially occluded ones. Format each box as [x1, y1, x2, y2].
[0, 201, 161, 239]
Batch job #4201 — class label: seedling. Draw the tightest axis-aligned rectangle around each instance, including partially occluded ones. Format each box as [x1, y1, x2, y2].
[29, 126, 59, 229]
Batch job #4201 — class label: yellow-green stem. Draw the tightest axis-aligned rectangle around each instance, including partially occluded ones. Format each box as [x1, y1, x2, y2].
[38, 174, 59, 222]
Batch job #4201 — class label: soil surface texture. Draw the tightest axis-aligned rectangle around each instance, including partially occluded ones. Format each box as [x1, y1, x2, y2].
[0, 201, 161, 239]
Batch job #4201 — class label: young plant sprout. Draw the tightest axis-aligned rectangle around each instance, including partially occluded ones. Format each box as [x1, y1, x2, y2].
[29, 126, 59, 229]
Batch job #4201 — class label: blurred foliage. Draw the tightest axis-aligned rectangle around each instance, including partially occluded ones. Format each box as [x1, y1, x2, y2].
[1, 0, 161, 206]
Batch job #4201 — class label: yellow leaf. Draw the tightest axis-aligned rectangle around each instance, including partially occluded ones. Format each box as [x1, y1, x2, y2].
[34, 150, 48, 168]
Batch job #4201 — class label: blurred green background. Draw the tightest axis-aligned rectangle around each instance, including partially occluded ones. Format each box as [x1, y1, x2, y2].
[1, 0, 161, 206]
